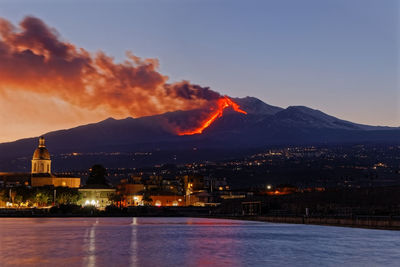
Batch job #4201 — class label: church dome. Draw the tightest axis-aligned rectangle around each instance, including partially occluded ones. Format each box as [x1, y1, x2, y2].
[33, 147, 50, 160]
[32, 137, 51, 160]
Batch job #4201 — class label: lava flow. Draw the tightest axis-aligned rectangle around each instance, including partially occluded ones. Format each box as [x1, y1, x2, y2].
[178, 96, 247, 136]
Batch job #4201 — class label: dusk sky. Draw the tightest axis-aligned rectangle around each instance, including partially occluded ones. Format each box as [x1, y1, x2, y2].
[0, 0, 398, 142]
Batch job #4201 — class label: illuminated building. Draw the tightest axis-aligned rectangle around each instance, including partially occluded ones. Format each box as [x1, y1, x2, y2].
[126, 194, 185, 207]
[184, 175, 209, 206]
[150, 195, 184, 206]
[120, 184, 145, 206]
[31, 136, 51, 174]
[78, 185, 116, 210]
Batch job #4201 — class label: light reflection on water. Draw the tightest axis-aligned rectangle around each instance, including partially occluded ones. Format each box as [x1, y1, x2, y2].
[0, 217, 399, 267]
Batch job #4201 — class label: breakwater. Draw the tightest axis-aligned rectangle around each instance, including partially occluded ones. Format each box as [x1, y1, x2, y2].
[219, 215, 400, 230]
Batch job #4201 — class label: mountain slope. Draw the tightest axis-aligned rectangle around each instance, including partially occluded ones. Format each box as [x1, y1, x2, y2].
[274, 106, 390, 131]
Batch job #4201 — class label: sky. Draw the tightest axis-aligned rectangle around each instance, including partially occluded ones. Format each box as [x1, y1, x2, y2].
[0, 0, 398, 142]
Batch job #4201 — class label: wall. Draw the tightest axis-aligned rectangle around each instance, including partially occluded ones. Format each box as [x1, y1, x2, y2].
[31, 177, 81, 188]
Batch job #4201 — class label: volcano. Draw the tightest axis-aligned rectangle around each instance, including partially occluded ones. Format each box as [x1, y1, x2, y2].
[0, 96, 399, 171]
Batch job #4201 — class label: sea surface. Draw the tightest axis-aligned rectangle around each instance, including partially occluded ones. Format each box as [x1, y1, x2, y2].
[0, 217, 399, 267]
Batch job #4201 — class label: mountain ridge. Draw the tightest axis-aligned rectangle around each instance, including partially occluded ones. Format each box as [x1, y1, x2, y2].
[0, 97, 398, 168]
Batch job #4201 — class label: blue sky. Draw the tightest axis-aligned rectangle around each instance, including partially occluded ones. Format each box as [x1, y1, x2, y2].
[0, 0, 398, 126]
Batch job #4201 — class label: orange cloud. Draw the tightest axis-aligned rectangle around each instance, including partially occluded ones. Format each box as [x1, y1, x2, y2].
[0, 16, 221, 120]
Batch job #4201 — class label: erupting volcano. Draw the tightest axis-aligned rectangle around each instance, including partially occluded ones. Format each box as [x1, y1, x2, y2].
[178, 96, 247, 135]
[0, 16, 249, 140]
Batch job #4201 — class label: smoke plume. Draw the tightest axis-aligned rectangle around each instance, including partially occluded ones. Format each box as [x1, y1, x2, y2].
[0, 16, 221, 118]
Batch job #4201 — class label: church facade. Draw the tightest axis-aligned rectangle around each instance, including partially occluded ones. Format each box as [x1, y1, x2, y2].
[31, 136, 51, 174]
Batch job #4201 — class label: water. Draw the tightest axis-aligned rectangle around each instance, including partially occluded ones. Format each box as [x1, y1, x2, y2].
[0, 217, 399, 267]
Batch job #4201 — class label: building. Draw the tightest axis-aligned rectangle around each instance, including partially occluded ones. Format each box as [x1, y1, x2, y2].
[31, 173, 80, 188]
[150, 195, 185, 206]
[0, 173, 30, 187]
[127, 194, 185, 207]
[78, 185, 116, 210]
[119, 182, 145, 206]
[0, 136, 81, 188]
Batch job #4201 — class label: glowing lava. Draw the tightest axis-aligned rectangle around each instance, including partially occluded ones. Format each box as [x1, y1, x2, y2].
[178, 96, 247, 136]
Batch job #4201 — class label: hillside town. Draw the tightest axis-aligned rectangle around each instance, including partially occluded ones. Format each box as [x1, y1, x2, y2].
[1, 137, 400, 222]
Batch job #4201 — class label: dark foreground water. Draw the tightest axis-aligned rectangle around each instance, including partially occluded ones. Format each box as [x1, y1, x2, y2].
[0, 217, 399, 267]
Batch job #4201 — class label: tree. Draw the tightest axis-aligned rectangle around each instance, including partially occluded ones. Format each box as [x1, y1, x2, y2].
[31, 187, 53, 206]
[35, 191, 51, 206]
[86, 164, 109, 185]
[15, 187, 33, 205]
[0, 189, 9, 203]
[142, 191, 153, 206]
[14, 195, 23, 207]
[109, 193, 123, 208]
[56, 187, 82, 205]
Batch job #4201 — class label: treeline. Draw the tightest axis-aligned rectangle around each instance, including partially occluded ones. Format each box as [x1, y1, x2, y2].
[0, 186, 81, 207]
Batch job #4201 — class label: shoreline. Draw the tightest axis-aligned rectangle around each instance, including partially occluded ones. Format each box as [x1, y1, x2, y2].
[207, 215, 400, 231]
